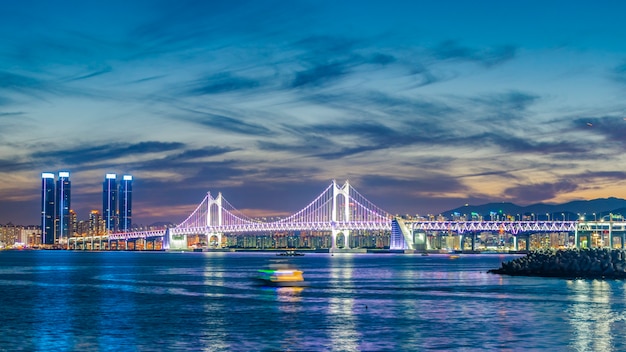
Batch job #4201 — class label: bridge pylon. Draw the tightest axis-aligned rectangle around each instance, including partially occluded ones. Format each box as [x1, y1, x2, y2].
[206, 192, 223, 248]
[331, 180, 351, 250]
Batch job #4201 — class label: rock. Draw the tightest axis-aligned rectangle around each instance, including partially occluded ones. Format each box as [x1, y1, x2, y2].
[489, 248, 626, 279]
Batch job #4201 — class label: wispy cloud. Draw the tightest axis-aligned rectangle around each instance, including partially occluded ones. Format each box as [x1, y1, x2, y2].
[185, 72, 261, 95]
[291, 61, 349, 88]
[0, 111, 24, 117]
[178, 107, 272, 136]
[571, 115, 626, 149]
[431, 40, 517, 67]
[0, 71, 48, 93]
[63, 66, 113, 82]
[31, 141, 186, 166]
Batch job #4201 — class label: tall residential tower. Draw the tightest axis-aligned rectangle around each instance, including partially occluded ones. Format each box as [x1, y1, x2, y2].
[103, 173, 118, 232]
[41, 172, 55, 245]
[56, 171, 71, 241]
[119, 175, 133, 232]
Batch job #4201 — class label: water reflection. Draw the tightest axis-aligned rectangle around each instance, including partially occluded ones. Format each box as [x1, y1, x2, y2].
[328, 254, 359, 351]
[566, 280, 624, 352]
[201, 255, 228, 351]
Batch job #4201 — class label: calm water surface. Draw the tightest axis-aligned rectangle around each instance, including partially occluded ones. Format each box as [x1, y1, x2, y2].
[0, 251, 624, 351]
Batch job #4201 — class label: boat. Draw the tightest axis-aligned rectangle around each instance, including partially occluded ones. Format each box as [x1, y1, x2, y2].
[256, 268, 305, 286]
[276, 250, 304, 256]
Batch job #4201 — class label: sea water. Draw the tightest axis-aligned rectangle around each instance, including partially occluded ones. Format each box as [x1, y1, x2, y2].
[0, 251, 624, 351]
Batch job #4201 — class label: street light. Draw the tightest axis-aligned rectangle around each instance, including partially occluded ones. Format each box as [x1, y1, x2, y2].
[593, 213, 597, 221]
[546, 213, 550, 221]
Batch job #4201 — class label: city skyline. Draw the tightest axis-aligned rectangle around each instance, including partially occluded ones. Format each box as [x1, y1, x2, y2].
[2, 1, 626, 225]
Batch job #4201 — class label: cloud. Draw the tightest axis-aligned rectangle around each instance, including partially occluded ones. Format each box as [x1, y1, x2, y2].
[63, 66, 113, 82]
[31, 141, 186, 166]
[472, 91, 539, 115]
[432, 40, 517, 67]
[0, 111, 24, 117]
[179, 108, 272, 136]
[165, 146, 236, 161]
[258, 117, 417, 159]
[576, 170, 626, 183]
[0, 157, 35, 173]
[292, 35, 360, 58]
[366, 53, 396, 65]
[185, 72, 260, 95]
[288, 36, 398, 88]
[354, 174, 475, 215]
[0, 71, 48, 93]
[291, 61, 349, 88]
[504, 180, 579, 204]
[476, 132, 588, 154]
[572, 115, 626, 149]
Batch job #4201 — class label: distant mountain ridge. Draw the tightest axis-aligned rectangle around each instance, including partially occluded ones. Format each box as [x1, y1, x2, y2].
[445, 197, 626, 220]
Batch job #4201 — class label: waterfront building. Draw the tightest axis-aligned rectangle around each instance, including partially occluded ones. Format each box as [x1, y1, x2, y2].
[56, 171, 71, 242]
[103, 173, 118, 232]
[70, 210, 77, 237]
[76, 219, 89, 237]
[88, 210, 103, 237]
[41, 172, 55, 245]
[0, 224, 19, 248]
[119, 175, 133, 232]
[0, 225, 40, 248]
[22, 227, 41, 246]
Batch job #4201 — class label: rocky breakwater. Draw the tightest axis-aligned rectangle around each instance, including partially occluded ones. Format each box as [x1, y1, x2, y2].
[488, 248, 626, 278]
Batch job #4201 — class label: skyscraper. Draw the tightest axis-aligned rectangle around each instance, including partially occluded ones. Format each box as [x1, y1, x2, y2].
[103, 173, 118, 232]
[56, 171, 71, 242]
[89, 210, 103, 237]
[41, 172, 55, 245]
[119, 175, 133, 232]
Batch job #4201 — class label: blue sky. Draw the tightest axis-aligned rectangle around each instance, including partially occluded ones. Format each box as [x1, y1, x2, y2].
[2, 0, 626, 225]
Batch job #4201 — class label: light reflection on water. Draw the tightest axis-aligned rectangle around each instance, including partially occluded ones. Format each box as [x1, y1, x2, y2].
[3, 251, 626, 350]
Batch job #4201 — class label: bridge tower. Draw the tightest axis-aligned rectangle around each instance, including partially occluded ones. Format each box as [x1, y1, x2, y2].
[206, 192, 224, 248]
[331, 180, 351, 250]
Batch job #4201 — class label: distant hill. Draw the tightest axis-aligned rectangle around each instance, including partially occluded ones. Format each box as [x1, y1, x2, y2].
[445, 197, 626, 221]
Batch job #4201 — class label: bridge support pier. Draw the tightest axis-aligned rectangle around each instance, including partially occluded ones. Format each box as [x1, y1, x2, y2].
[207, 232, 223, 248]
[167, 232, 188, 251]
[459, 233, 477, 251]
[331, 229, 350, 250]
[516, 234, 530, 251]
[471, 233, 476, 251]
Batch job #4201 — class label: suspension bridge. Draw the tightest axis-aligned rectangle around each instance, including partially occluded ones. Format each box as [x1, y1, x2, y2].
[68, 180, 626, 251]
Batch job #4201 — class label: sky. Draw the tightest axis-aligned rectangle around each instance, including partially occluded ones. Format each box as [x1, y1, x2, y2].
[2, 0, 626, 226]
